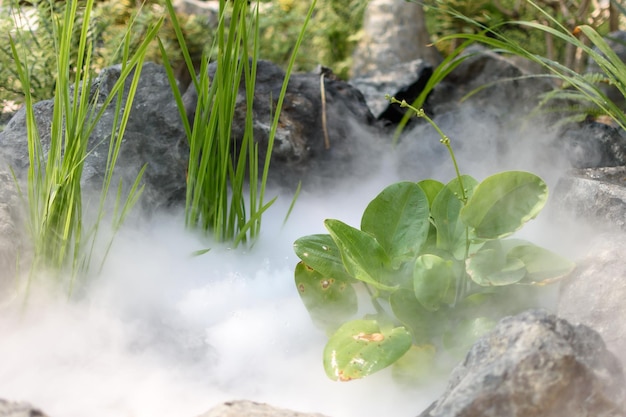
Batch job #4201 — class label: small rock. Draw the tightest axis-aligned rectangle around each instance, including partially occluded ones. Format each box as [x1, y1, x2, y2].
[419, 309, 626, 417]
[198, 400, 331, 417]
[0, 399, 47, 417]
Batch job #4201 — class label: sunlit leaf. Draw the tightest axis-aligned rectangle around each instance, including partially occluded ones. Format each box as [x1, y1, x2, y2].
[361, 182, 430, 266]
[460, 171, 548, 239]
[294, 234, 353, 282]
[325, 219, 395, 290]
[323, 319, 412, 381]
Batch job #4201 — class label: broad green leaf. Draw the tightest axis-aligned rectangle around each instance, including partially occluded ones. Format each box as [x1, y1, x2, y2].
[294, 234, 353, 282]
[323, 319, 412, 381]
[294, 262, 357, 332]
[507, 244, 575, 284]
[361, 182, 430, 266]
[460, 171, 548, 239]
[417, 179, 445, 209]
[325, 219, 395, 290]
[466, 248, 526, 286]
[390, 289, 435, 343]
[432, 175, 478, 258]
[391, 344, 437, 385]
[413, 254, 456, 311]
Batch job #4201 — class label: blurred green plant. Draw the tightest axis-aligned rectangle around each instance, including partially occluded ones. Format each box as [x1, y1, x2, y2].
[293, 98, 573, 382]
[0, 0, 211, 104]
[438, 0, 626, 129]
[160, 0, 315, 245]
[257, 0, 367, 78]
[10, 0, 162, 298]
[422, 0, 614, 71]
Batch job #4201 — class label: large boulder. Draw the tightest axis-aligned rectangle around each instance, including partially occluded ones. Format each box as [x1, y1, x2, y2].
[0, 62, 189, 212]
[183, 60, 383, 190]
[558, 233, 626, 367]
[419, 309, 626, 417]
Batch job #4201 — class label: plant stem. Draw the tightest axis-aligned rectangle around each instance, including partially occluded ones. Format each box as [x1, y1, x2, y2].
[387, 96, 467, 203]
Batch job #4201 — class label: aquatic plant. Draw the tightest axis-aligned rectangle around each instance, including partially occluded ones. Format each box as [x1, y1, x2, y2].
[293, 98, 574, 382]
[10, 0, 162, 298]
[161, 0, 315, 245]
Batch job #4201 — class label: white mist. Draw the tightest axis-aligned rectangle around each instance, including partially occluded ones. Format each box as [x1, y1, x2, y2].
[0, 115, 577, 417]
[0, 167, 444, 417]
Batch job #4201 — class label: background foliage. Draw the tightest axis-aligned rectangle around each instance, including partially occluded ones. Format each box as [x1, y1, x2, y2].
[0, 0, 622, 111]
[423, 0, 621, 72]
[0, 0, 366, 108]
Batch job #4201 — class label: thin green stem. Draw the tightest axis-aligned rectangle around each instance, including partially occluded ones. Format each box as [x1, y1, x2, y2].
[387, 96, 467, 203]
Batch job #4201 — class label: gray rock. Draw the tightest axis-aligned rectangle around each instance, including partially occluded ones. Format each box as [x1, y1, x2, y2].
[0, 399, 47, 417]
[350, 58, 433, 122]
[184, 60, 383, 190]
[0, 62, 189, 212]
[557, 121, 626, 168]
[0, 161, 25, 291]
[558, 233, 626, 368]
[419, 309, 626, 417]
[198, 400, 330, 417]
[552, 166, 626, 231]
[351, 0, 441, 78]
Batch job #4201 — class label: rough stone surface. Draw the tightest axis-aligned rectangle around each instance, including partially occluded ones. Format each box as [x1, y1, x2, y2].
[552, 166, 626, 231]
[0, 62, 189, 212]
[0, 161, 24, 291]
[351, 0, 441, 78]
[0, 399, 47, 417]
[556, 121, 626, 168]
[184, 60, 383, 190]
[418, 309, 626, 417]
[350, 58, 433, 122]
[558, 233, 626, 368]
[198, 400, 331, 417]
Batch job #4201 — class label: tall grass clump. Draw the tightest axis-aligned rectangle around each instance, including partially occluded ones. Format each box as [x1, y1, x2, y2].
[10, 0, 163, 298]
[161, 0, 316, 246]
[434, 0, 626, 129]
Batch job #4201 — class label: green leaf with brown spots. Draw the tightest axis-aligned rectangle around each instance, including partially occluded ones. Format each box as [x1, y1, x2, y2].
[323, 319, 412, 381]
[294, 261, 357, 332]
